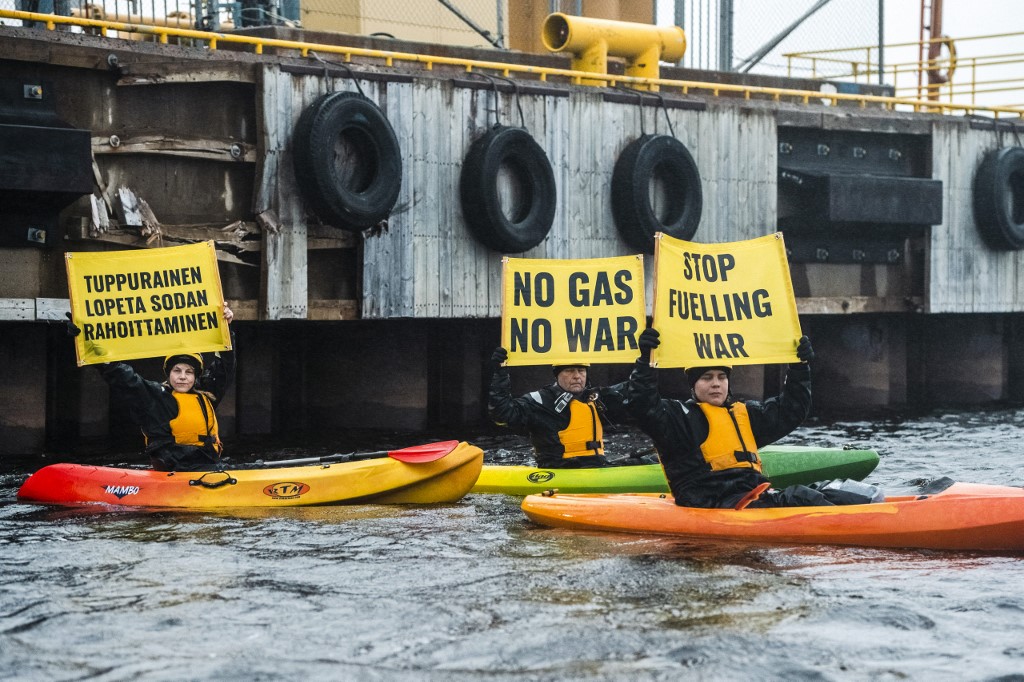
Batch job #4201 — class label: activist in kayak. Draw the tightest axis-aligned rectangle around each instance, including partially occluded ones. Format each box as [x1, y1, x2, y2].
[487, 347, 644, 469]
[627, 328, 881, 508]
[70, 304, 236, 472]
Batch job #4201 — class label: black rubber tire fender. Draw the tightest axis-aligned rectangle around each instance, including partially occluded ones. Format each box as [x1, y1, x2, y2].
[292, 91, 402, 231]
[459, 125, 556, 253]
[973, 146, 1024, 250]
[611, 134, 703, 254]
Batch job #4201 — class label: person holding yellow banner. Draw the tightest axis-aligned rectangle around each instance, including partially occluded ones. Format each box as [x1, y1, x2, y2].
[72, 304, 236, 472]
[487, 347, 637, 469]
[626, 328, 881, 508]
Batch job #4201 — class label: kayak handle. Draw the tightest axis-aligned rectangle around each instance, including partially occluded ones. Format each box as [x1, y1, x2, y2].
[189, 471, 238, 488]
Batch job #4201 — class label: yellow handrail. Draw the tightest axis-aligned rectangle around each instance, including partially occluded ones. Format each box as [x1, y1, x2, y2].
[3, 9, 1023, 118]
[785, 31, 1024, 111]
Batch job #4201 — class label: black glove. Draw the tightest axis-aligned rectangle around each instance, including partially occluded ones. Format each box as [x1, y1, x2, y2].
[638, 328, 660, 363]
[796, 335, 815, 363]
[65, 312, 81, 337]
[488, 347, 508, 375]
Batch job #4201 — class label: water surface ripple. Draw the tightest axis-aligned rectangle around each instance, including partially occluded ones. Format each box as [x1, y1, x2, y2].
[2, 408, 1024, 680]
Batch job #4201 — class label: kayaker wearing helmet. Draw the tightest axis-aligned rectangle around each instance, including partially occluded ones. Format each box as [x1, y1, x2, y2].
[487, 347, 635, 469]
[95, 304, 235, 472]
[626, 328, 877, 508]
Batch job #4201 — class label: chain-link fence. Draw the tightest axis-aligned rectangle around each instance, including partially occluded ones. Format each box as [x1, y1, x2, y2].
[659, 0, 881, 77]
[0, 0, 888, 81]
[0, 0, 297, 30]
[0, 0, 504, 41]
[298, 0, 503, 48]
[0, 0, 881, 72]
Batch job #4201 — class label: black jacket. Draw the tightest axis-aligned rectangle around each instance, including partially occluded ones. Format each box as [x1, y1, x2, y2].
[488, 367, 628, 468]
[626, 360, 811, 507]
[99, 337, 235, 470]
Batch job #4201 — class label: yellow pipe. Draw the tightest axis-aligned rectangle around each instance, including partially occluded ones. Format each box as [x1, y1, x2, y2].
[541, 13, 686, 91]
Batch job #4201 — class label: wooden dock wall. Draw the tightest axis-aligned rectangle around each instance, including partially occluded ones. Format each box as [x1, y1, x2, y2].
[930, 122, 1024, 313]
[2, 27, 1024, 457]
[355, 78, 776, 318]
[2, 27, 1022, 320]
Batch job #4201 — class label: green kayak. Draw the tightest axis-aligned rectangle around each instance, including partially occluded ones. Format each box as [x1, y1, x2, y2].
[471, 444, 879, 495]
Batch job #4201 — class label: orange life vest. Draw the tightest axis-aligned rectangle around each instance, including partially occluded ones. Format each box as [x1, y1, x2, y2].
[557, 399, 604, 458]
[168, 391, 221, 453]
[696, 402, 762, 472]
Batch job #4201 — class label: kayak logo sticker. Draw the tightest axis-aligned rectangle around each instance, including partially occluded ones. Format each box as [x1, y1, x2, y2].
[528, 471, 555, 483]
[263, 482, 310, 499]
[104, 485, 140, 499]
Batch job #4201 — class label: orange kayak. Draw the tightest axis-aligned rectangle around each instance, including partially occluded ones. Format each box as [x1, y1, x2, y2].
[521, 481, 1024, 551]
[17, 441, 483, 508]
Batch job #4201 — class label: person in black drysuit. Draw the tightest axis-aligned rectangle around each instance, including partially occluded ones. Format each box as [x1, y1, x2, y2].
[626, 328, 880, 508]
[487, 347, 643, 469]
[69, 305, 235, 472]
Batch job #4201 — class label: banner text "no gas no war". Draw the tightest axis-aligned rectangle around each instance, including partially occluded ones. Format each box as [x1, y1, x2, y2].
[501, 256, 646, 366]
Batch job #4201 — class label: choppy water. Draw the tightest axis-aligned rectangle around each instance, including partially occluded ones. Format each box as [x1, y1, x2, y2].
[3, 408, 1024, 681]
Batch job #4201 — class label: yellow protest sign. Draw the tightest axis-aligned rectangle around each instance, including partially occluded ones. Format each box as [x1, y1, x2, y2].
[501, 256, 646, 366]
[65, 241, 231, 366]
[651, 233, 801, 368]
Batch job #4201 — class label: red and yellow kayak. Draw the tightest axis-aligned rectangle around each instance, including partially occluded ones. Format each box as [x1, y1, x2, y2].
[17, 441, 483, 508]
[521, 481, 1024, 551]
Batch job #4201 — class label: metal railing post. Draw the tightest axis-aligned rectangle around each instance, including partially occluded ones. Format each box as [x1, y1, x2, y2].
[878, 0, 885, 85]
[718, 0, 733, 71]
[496, 0, 504, 49]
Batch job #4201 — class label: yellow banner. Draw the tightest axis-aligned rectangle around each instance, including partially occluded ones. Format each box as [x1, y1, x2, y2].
[66, 241, 231, 366]
[501, 256, 646, 366]
[651, 233, 801, 368]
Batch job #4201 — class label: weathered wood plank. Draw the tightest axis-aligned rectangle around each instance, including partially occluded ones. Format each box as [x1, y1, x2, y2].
[414, 80, 440, 317]
[455, 88, 488, 318]
[89, 194, 109, 235]
[539, 90, 564, 262]
[307, 299, 359, 320]
[93, 134, 256, 163]
[116, 186, 144, 228]
[796, 296, 923, 315]
[118, 61, 258, 85]
[458, 86, 486, 317]
[432, 81, 455, 317]
[69, 220, 269, 254]
[68, 230, 256, 265]
[929, 122, 1024, 313]
[459, 86, 493, 318]
[363, 78, 410, 318]
[257, 65, 308, 320]
[224, 298, 259, 321]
